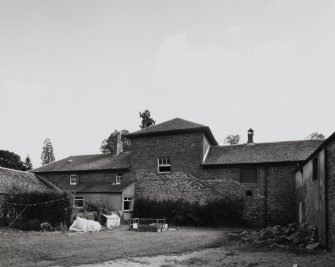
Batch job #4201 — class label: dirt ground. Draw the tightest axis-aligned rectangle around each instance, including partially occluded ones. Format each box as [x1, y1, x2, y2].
[1, 226, 335, 266]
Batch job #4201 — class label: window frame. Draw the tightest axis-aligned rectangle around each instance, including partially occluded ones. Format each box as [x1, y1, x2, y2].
[116, 173, 122, 185]
[70, 174, 77, 185]
[313, 157, 319, 181]
[157, 157, 171, 173]
[240, 168, 258, 184]
[123, 197, 132, 211]
[73, 196, 84, 208]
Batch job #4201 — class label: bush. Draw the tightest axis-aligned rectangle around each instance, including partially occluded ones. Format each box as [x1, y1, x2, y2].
[1, 191, 72, 230]
[82, 201, 114, 224]
[133, 197, 244, 226]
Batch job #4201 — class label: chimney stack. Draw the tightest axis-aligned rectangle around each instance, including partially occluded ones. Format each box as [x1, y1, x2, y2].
[247, 129, 254, 144]
[116, 133, 123, 156]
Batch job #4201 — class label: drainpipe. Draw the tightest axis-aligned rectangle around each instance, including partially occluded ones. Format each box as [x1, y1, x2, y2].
[325, 145, 329, 250]
[264, 164, 269, 228]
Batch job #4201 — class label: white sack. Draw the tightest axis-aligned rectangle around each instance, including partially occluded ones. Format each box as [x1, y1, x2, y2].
[69, 216, 102, 232]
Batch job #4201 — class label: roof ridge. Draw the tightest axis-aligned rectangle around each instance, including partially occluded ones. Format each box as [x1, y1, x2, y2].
[216, 139, 323, 148]
[0, 166, 31, 174]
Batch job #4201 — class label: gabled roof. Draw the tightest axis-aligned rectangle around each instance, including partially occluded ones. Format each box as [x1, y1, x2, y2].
[301, 131, 335, 166]
[125, 118, 218, 145]
[31, 152, 131, 173]
[74, 180, 133, 193]
[203, 139, 323, 166]
[0, 167, 51, 194]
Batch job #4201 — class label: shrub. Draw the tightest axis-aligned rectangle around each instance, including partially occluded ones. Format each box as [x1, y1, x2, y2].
[1, 191, 72, 230]
[82, 201, 114, 224]
[133, 197, 245, 226]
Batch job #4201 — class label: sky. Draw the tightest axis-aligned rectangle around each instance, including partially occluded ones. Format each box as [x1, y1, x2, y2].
[0, 0, 334, 168]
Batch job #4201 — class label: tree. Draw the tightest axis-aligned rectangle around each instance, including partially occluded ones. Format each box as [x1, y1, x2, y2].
[224, 134, 240, 145]
[41, 138, 55, 165]
[0, 150, 27, 171]
[100, 129, 132, 155]
[306, 132, 325, 140]
[139, 109, 155, 129]
[24, 155, 33, 170]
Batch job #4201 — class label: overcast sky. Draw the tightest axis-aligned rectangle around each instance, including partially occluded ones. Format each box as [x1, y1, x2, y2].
[0, 0, 334, 168]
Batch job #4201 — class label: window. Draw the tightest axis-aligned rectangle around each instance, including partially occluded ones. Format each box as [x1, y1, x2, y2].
[73, 196, 84, 208]
[116, 173, 122, 184]
[124, 197, 132, 211]
[70, 174, 77, 185]
[240, 168, 257, 184]
[313, 157, 319, 181]
[158, 157, 171, 173]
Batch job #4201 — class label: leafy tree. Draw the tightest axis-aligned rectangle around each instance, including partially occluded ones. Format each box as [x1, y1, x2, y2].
[224, 134, 240, 145]
[100, 129, 131, 155]
[0, 150, 27, 171]
[139, 109, 155, 129]
[306, 132, 325, 140]
[24, 155, 33, 170]
[41, 138, 55, 165]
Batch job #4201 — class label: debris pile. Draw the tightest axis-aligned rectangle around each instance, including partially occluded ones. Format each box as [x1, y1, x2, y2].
[229, 223, 324, 250]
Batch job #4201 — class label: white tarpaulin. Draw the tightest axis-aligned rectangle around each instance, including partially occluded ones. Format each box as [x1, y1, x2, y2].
[103, 213, 120, 229]
[69, 217, 102, 232]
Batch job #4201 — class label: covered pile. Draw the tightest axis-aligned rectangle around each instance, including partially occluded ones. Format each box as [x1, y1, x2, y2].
[229, 223, 323, 250]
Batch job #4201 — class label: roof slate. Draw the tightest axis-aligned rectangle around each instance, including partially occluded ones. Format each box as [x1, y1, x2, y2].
[74, 180, 133, 193]
[0, 167, 51, 194]
[32, 152, 131, 173]
[203, 140, 323, 165]
[126, 118, 218, 145]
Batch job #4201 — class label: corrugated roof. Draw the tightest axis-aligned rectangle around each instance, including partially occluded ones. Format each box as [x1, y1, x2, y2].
[74, 180, 133, 193]
[125, 118, 218, 145]
[32, 152, 131, 173]
[203, 140, 323, 165]
[0, 167, 51, 194]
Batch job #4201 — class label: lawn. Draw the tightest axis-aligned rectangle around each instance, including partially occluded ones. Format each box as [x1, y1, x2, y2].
[1, 226, 335, 267]
[0, 226, 228, 266]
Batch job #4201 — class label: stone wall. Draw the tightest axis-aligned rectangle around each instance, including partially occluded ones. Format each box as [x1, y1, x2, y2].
[327, 138, 335, 250]
[38, 171, 130, 191]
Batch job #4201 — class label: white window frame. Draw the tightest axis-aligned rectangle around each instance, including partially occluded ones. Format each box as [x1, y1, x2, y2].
[123, 197, 132, 211]
[116, 173, 122, 185]
[70, 174, 77, 185]
[73, 196, 84, 208]
[158, 157, 171, 173]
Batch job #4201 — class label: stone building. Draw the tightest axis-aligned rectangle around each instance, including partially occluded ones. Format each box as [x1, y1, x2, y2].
[295, 131, 335, 250]
[32, 118, 322, 227]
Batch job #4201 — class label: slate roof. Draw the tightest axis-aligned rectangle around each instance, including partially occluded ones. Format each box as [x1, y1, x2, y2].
[32, 152, 131, 173]
[125, 118, 218, 145]
[74, 180, 134, 193]
[0, 167, 51, 194]
[203, 140, 323, 166]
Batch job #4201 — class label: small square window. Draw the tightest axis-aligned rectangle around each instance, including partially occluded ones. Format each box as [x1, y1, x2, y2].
[73, 196, 84, 208]
[124, 197, 132, 211]
[158, 157, 171, 173]
[313, 157, 319, 181]
[70, 175, 77, 185]
[116, 173, 122, 185]
[240, 168, 257, 184]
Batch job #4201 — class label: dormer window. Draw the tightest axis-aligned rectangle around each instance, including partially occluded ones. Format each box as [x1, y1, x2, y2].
[116, 173, 122, 184]
[158, 157, 171, 173]
[70, 174, 77, 185]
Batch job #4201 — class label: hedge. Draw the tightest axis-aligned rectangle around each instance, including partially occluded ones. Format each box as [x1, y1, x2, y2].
[132, 197, 245, 226]
[1, 191, 72, 230]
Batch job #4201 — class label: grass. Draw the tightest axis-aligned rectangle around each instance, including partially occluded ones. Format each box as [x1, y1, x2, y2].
[0, 226, 229, 267]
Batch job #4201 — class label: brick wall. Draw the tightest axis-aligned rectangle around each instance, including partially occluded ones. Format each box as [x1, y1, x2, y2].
[129, 133, 204, 177]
